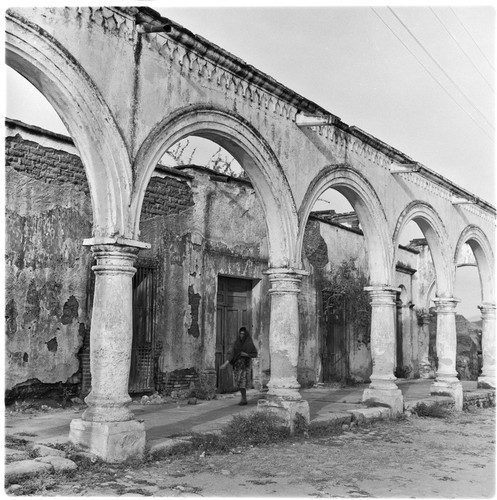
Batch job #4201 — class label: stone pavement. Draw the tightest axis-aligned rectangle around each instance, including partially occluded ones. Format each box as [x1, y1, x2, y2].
[5, 379, 491, 451]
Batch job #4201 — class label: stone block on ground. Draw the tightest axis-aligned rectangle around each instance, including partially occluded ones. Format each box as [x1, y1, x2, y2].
[30, 443, 66, 458]
[5, 460, 54, 482]
[309, 412, 352, 431]
[35, 456, 78, 472]
[348, 407, 391, 424]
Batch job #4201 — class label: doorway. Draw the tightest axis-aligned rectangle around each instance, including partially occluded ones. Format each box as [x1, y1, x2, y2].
[216, 276, 252, 392]
[129, 265, 156, 393]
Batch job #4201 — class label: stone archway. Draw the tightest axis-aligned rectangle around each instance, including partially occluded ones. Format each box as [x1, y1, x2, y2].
[6, 10, 133, 239]
[297, 164, 392, 286]
[454, 225, 494, 304]
[297, 165, 404, 414]
[131, 105, 299, 269]
[455, 225, 496, 388]
[132, 105, 309, 421]
[393, 201, 461, 407]
[6, 11, 149, 461]
[393, 201, 453, 297]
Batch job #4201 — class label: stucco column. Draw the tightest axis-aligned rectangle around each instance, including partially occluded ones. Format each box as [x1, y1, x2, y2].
[430, 297, 463, 410]
[362, 286, 403, 415]
[69, 241, 148, 462]
[418, 313, 434, 379]
[478, 303, 496, 389]
[258, 268, 310, 431]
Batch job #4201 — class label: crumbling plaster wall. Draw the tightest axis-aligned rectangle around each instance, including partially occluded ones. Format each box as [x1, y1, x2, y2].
[5, 124, 93, 392]
[139, 166, 270, 386]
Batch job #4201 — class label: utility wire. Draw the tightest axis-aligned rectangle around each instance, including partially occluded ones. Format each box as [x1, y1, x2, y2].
[370, 8, 493, 141]
[388, 7, 494, 131]
[450, 7, 495, 71]
[429, 7, 494, 93]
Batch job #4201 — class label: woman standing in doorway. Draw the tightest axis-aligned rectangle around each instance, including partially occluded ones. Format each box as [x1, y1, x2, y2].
[221, 327, 258, 405]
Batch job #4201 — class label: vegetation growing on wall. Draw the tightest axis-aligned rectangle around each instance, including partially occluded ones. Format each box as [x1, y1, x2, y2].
[164, 139, 248, 179]
[322, 258, 371, 344]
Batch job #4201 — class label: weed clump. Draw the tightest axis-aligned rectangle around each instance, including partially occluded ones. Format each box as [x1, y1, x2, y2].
[413, 402, 450, 418]
[223, 411, 290, 447]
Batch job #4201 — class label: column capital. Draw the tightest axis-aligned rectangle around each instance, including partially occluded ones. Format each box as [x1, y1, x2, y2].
[433, 297, 460, 314]
[90, 244, 140, 277]
[83, 236, 150, 249]
[265, 268, 308, 295]
[364, 285, 398, 305]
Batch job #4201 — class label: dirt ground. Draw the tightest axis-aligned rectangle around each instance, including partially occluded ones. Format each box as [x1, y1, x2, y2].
[8, 406, 495, 498]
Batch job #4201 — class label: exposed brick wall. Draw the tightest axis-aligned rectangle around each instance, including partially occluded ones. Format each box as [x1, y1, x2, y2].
[141, 176, 194, 219]
[6, 134, 89, 193]
[158, 367, 200, 395]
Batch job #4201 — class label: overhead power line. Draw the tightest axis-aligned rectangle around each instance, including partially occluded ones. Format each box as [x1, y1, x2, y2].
[388, 7, 494, 131]
[429, 7, 494, 93]
[370, 8, 493, 141]
[450, 7, 495, 71]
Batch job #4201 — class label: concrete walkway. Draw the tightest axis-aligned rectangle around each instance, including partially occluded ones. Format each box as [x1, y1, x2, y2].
[4, 380, 489, 450]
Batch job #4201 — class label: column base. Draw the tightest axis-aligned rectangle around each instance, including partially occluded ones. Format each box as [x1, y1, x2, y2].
[477, 376, 496, 390]
[430, 380, 463, 411]
[69, 419, 146, 463]
[362, 386, 404, 416]
[257, 396, 310, 434]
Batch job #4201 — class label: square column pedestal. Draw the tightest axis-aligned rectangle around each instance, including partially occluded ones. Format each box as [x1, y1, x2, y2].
[258, 396, 310, 434]
[69, 419, 146, 463]
[362, 382, 404, 416]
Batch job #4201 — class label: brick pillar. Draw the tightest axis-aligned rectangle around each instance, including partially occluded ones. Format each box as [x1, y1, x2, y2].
[362, 286, 403, 415]
[69, 242, 148, 462]
[478, 303, 496, 389]
[430, 297, 463, 410]
[258, 268, 310, 432]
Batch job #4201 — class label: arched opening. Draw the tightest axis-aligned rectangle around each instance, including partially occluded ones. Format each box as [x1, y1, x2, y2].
[298, 165, 390, 386]
[132, 107, 298, 395]
[132, 106, 298, 269]
[5, 14, 133, 404]
[393, 203, 454, 383]
[454, 227, 495, 385]
[6, 12, 132, 238]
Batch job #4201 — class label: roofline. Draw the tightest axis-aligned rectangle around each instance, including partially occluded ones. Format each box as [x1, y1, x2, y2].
[130, 7, 338, 119]
[5, 117, 74, 145]
[128, 8, 495, 216]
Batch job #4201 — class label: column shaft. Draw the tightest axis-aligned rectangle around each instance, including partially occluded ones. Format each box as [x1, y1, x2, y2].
[478, 303, 496, 389]
[418, 313, 434, 378]
[430, 297, 463, 410]
[362, 286, 403, 415]
[69, 243, 146, 461]
[258, 268, 310, 432]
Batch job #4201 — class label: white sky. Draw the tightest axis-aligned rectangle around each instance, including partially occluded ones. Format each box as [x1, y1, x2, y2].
[4, 2, 494, 317]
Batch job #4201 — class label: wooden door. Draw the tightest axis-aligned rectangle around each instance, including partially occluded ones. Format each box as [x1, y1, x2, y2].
[216, 277, 252, 392]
